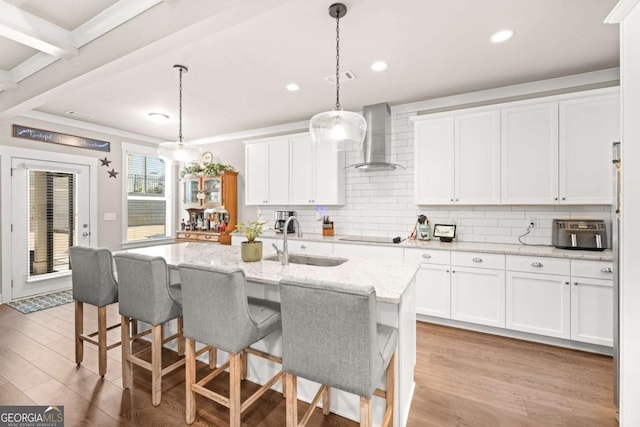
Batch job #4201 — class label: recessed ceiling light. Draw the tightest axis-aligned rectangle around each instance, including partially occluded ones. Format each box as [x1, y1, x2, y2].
[286, 83, 300, 92]
[148, 112, 170, 123]
[490, 29, 514, 43]
[371, 61, 388, 72]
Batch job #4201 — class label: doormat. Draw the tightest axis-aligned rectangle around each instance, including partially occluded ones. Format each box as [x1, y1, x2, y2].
[8, 289, 73, 314]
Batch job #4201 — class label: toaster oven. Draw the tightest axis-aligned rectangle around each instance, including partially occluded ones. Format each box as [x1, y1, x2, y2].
[551, 219, 608, 251]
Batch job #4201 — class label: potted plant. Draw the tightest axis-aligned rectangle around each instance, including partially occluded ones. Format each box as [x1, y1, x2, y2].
[235, 217, 267, 262]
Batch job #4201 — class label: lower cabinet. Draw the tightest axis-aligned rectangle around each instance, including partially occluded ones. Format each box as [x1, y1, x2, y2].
[415, 264, 451, 318]
[506, 271, 571, 339]
[571, 277, 613, 346]
[451, 266, 506, 328]
[505, 256, 613, 346]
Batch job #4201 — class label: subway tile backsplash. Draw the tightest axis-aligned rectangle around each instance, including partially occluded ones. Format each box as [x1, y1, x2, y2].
[257, 110, 611, 246]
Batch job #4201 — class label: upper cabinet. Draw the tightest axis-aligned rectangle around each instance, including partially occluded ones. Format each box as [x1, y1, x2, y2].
[501, 101, 559, 204]
[559, 93, 620, 204]
[413, 87, 620, 206]
[289, 133, 345, 205]
[414, 109, 501, 204]
[245, 138, 289, 205]
[245, 132, 345, 206]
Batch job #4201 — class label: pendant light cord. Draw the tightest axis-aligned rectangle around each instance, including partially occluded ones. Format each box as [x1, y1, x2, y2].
[335, 9, 341, 111]
[178, 66, 184, 144]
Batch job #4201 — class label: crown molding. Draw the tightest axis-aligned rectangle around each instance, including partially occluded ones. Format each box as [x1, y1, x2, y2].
[605, 0, 640, 23]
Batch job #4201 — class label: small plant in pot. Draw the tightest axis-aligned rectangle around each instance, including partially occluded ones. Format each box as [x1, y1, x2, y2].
[235, 217, 267, 262]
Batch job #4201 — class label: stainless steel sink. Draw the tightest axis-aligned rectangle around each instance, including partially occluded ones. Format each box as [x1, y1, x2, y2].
[263, 253, 347, 267]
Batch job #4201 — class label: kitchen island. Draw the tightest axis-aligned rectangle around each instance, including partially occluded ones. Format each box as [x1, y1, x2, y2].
[123, 242, 419, 427]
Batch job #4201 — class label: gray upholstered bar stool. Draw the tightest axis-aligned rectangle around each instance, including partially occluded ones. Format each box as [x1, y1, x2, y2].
[178, 263, 283, 426]
[113, 252, 185, 407]
[279, 277, 397, 427]
[69, 246, 121, 378]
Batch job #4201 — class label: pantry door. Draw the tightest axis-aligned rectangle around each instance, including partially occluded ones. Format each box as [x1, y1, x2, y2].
[11, 158, 92, 299]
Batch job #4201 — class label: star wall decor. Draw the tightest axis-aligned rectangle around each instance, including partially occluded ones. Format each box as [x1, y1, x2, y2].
[108, 168, 119, 179]
[100, 156, 112, 167]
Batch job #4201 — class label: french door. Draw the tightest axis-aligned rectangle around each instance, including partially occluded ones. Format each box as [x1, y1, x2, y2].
[11, 158, 92, 299]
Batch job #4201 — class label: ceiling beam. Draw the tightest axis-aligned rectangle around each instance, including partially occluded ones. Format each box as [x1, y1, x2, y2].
[0, 69, 17, 90]
[73, 0, 163, 47]
[0, 0, 78, 59]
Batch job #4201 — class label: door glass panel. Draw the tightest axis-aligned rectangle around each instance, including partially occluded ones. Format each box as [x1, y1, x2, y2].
[28, 170, 75, 277]
[183, 180, 200, 205]
[203, 177, 221, 205]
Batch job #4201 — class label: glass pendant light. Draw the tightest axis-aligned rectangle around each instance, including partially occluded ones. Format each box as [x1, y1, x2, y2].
[157, 64, 201, 162]
[309, 3, 366, 151]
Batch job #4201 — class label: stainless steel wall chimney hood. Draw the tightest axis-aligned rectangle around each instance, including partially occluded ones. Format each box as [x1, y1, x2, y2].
[346, 102, 404, 171]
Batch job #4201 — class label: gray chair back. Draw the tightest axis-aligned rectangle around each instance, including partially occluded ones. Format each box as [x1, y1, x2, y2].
[114, 253, 181, 325]
[279, 278, 383, 398]
[69, 246, 118, 307]
[178, 264, 265, 354]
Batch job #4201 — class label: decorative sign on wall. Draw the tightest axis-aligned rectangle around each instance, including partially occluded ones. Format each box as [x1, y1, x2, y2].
[12, 124, 111, 152]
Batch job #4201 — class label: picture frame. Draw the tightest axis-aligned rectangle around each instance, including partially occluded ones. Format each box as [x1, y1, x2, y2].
[433, 224, 456, 242]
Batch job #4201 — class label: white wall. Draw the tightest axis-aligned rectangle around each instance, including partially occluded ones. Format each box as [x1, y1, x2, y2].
[256, 108, 611, 245]
[618, 3, 640, 425]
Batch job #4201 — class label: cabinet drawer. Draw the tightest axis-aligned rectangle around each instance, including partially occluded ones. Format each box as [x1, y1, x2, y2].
[333, 243, 403, 261]
[571, 259, 614, 280]
[404, 248, 450, 265]
[176, 232, 197, 240]
[197, 234, 220, 243]
[451, 251, 504, 270]
[507, 255, 570, 276]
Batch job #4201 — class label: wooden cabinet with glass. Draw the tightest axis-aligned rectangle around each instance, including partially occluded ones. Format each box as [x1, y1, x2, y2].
[177, 171, 238, 244]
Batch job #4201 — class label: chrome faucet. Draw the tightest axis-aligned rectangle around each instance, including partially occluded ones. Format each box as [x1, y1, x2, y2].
[280, 216, 302, 265]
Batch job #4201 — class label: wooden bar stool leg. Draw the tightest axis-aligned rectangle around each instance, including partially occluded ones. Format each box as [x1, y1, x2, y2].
[75, 301, 83, 364]
[386, 353, 396, 427]
[241, 349, 248, 380]
[360, 396, 372, 427]
[285, 373, 298, 427]
[121, 316, 132, 389]
[185, 338, 196, 424]
[177, 317, 184, 356]
[208, 347, 217, 369]
[151, 324, 162, 406]
[322, 386, 331, 415]
[98, 306, 107, 377]
[229, 352, 242, 426]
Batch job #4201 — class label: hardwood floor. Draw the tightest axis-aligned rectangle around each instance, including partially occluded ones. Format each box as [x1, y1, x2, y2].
[0, 303, 616, 426]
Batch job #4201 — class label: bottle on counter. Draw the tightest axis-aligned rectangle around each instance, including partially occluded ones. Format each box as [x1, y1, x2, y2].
[180, 219, 186, 231]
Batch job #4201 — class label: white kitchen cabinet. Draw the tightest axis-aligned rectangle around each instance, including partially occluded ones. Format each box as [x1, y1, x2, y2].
[506, 271, 571, 339]
[414, 117, 454, 204]
[413, 110, 500, 204]
[415, 264, 451, 318]
[289, 133, 345, 205]
[559, 93, 620, 204]
[501, 101, 559, 204]
[450, 266, 505, 328]
[245, 137, 289, 205]
[404, 248, 451, 319]
[570, 277, 613, 346]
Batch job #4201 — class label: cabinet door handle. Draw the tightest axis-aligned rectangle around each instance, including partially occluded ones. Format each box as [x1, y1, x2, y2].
[422, 253, 432, 259]
[204, 235, 213, 240]
[562, 197, 566, 201]
[554, 197, 558, 201]
[573, 282, 579, 286]
[445, 270, 450, 273]
[601, 267, 613, 273]
[531, 262, 543, 267]
[300, 244, 307, 249]
[455, 198, 459, 202]
[565, 281, 570, 285]
[472, 257, 482, 263]
[450, 198, 454, 202]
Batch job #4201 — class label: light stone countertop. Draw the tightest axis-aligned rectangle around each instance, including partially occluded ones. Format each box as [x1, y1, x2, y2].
[249, 231, 613, 262]
[123, 242, 420, 304]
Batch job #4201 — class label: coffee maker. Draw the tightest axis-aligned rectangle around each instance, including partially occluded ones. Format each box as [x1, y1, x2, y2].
[274, 211, 296, 234]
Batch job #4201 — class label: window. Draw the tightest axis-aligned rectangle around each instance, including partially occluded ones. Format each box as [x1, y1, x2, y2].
[123, 144, 172, 243]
